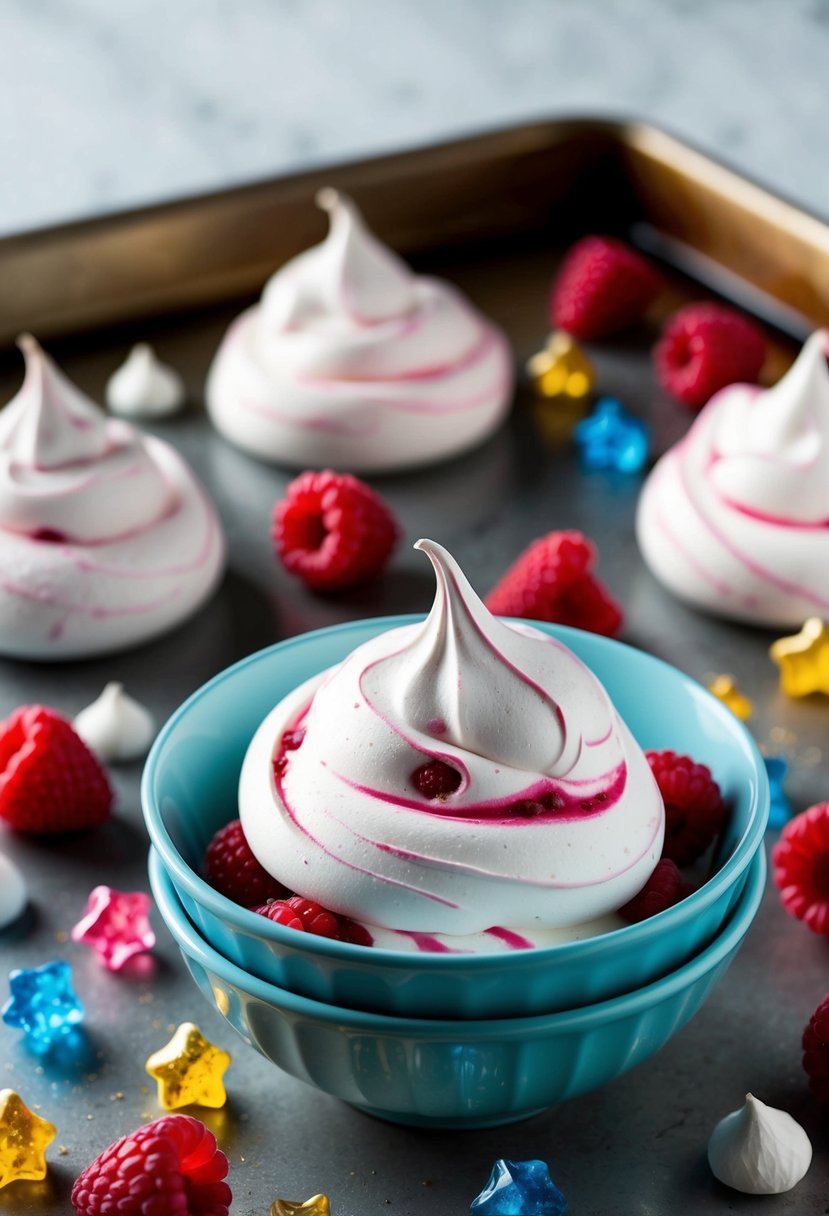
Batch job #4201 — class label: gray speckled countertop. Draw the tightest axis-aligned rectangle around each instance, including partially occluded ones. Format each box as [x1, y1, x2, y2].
[1, 0, 829, 235]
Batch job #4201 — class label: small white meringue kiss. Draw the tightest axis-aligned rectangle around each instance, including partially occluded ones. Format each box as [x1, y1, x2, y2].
[0, 854, 27, 928]
[74, 682, 156, 763]
[708, 1093, 812, 1194]
[106, 344, 186, 419]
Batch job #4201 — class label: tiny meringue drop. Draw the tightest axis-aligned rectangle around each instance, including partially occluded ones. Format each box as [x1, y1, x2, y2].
[0, 854, 27, 928]
[707, 1093, 812, 1194]
[106, 343, 186, 419]
[74, 682, 156, 763]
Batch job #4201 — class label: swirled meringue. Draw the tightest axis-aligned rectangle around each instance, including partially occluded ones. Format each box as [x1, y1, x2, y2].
[707, 1094, 812, 1194]
[74, 682, 156, 762]
[637, 331, 829, 626]
[105, 344, 186, 419]
[205, 190, 514, 471]
[0, 337, 225, 659]
[240, 540, 663, 945]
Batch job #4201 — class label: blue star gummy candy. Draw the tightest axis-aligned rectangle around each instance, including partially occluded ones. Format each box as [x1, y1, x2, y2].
[764, 756, 792, 829]
[2, 960, 84, 1054]
[470, 1158, 567, 1215]
[574, 396, 650, 473]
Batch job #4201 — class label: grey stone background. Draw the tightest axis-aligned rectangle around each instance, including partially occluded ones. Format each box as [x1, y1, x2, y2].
[1, 0, 827, 235]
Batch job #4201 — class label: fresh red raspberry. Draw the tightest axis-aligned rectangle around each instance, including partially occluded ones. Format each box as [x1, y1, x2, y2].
[485, 531, 623, 637]
[618, 858, 687, 923]
[286, 896, 340, 938]
[253, 897, 374, 946]
[654, 303, 767, 410]
[772, 802, 829, 935]
[252, 899, 304, 930]
[647, 750, 726, 867]
[272, 470, 399, 592]
[411, 760, 462, 800]
[802, 993, 829, 1105]
[550, 235, 662, 340]
[0, 705, 112, 834]
[336, 917, 374, 946]
[204, 819, 287, 908]
[71, 1113, 231, 1216]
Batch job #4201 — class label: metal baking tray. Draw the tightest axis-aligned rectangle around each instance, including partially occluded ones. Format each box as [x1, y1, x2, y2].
[0, 120, 826, 1215]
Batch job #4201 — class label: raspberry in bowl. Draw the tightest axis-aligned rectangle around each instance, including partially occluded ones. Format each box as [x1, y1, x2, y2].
[143, 542, 768, 1018]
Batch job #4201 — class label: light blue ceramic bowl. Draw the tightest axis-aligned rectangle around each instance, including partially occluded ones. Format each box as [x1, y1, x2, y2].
[150, 845, 766, 1129]
[142, 617, 769, 1019]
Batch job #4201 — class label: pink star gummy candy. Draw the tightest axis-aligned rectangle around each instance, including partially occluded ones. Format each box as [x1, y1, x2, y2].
[71, 885, 155, 971]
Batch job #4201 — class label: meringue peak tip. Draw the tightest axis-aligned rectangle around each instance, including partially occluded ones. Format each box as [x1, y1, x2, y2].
[315, 187, 341, 214]
[413, 538, 447, 561]
[16, 332, 41, 359]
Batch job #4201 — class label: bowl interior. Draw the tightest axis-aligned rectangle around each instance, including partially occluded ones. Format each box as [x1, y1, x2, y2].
[143, 616, 767, 949]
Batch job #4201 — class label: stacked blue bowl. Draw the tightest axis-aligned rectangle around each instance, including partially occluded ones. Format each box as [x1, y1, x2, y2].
[143, 618, 769, 1127]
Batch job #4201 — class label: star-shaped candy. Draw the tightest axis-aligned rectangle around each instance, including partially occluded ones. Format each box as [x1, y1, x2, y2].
[145, 1022, 231, 1110]
[271, 1197, 330, 1215]
[71, 885, 155, 971]
[0, 1090, 56, 1188]
[2, 961, 84, 1055]
[574, 396, 650, 473]
[470, 1159, 567, 1215]
[527, 331, 595, 400]
[764, 755, 792, 829]
[770, 618, 829, 698]
[707, 675, 754, 721]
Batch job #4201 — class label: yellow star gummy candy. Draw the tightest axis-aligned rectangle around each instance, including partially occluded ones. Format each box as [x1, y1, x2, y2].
[271, 1197, 331, 1215]
[707, 675, 754, 721]
[0, 1089, 56, 1188]
[526, 332, 595, 400]
[145, 1022, 231, 1110]
[769, 618, 829, 698]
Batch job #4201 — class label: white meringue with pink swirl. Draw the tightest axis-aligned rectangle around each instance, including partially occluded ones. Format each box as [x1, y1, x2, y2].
[205, 190, 514, 471]
[240, 540, 663, 945]
[637, 330, 829, 626]
[0, 337, 225, 659]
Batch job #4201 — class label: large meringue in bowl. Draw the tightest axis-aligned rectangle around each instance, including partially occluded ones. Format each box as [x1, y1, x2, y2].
[205, 190, 514, 472]
[0, 337, 225, 659]
[240, 540, 664, 950]
[636, 330, 829, 627]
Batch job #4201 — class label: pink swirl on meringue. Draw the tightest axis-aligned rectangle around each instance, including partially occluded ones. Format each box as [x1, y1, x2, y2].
[0, 338, 225, 659]
[206, 191, 514, 471]
[637, 331, 829, 626]
[240, 541, 663, 941]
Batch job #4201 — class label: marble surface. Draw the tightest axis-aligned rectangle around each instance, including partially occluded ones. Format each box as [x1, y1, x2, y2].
[2, 0, 828, 236]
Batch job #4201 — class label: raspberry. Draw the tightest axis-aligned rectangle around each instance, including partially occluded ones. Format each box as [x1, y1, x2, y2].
[0, 705, 112, 834]
[285, 896, 340, 938]
[411, 760, 462, 799]
[336, 917, 374, 946]
[647, 750, 726, 867]
[272, 470, 399, 592]
[70, 1113, 231, 1216]
[485, 531, 623, 637]
[253, 896, 373, 946]
[619, 858, 687, 922]
[550, 235, 662, 340]
[204, 819, 287, 908]
[252, 899, 303, 930]
[772, 802, 829, 935]
[803, 993, 829, 1105]
[654, 303, 767, 410]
